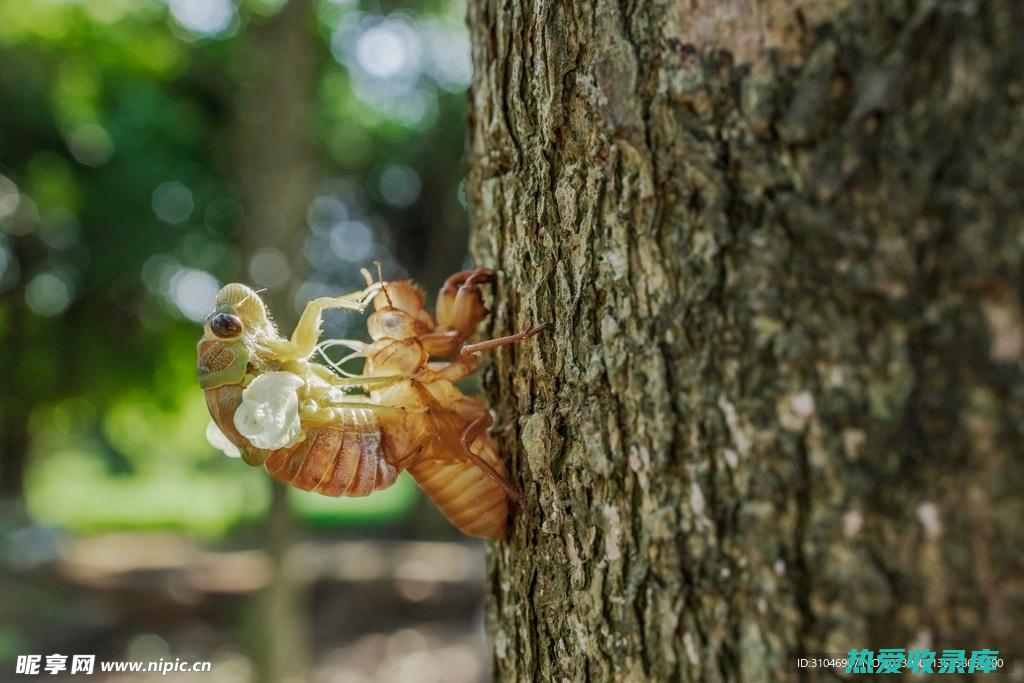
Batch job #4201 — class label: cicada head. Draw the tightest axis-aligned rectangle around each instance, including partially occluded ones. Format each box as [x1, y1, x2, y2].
[373, 281, 426, 316]
[367, 280, 433, 342]
[212, 283, 277, 342]
[197, 284, 277, 388]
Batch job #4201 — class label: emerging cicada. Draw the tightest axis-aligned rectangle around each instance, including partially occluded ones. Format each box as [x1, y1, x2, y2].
[197, 267, 544, 540]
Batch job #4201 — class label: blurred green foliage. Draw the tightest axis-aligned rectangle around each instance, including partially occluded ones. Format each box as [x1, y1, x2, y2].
[0, 0, 470, 535]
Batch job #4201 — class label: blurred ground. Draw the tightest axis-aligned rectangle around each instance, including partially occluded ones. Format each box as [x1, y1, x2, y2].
[5, 531, 489, 682]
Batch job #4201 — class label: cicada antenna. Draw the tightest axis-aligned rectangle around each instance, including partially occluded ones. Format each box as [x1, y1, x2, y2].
[236, 287, 268, 308]
[374, 260, 394, 308]
[359, 262, 394, 308]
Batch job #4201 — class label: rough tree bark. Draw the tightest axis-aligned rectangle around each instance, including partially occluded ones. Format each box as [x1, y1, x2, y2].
[466, 0, 1023, 680]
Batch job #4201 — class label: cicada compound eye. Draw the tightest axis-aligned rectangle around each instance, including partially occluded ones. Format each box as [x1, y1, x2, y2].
[210, 312, 244, 339]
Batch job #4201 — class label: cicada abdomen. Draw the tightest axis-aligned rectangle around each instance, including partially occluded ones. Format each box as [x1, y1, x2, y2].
[208, 384, 396, 497]
[204, 383, 261, 466]
[263, 408, 398, 497]
[407, 432, 509, 539]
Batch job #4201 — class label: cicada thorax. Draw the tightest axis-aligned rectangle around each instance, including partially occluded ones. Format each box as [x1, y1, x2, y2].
[366, 337, 429, 376]
[361, 287, 513, 539]
[264, 408, 398, 497]
[197, 338, 232, 374]
[369, 276, 490, 358]
[197, 337, 250, 390]
[367, 306, 431, 343]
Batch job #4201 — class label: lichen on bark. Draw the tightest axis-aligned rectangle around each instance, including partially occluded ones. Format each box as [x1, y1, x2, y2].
[466, 0, 1024, 680]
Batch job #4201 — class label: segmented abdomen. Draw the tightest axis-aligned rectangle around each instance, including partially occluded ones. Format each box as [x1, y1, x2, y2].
[265, 408, 397, 497]
[407, 432, 509, 540]
[205, 386, 396, 497]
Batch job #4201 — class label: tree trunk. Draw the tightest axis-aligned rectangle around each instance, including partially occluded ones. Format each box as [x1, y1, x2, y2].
[1, 246, 30, 508]
[232, 1, 316, 680]
[466, 1, 1023, 680]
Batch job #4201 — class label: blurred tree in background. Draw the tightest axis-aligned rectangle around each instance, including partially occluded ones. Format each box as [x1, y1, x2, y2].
[0, 0, 483, 679]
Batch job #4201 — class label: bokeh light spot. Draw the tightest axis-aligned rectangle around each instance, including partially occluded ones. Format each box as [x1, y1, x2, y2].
[248, 247, 292, 289]
[306, 195, 348, 234]
[169, 268, 219, 322]
[329, 221, 373, 263]
[379, 164, 421, 207]
[126, 633, 171, 661]
[152, 181, 194, 224]
[356, 23, 415, 79]
[38, 209, 81, 250]
[67, 123, 115, 167]
[25, 272, 72, 317]
[422, 19, 472, 91]
[0, 175, 20, 220]
[168, 0, 235, 36]
[0, 236, 17, 289]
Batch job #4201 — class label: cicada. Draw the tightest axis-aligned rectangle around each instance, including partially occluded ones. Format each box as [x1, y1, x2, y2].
[197, 267, 544, 540]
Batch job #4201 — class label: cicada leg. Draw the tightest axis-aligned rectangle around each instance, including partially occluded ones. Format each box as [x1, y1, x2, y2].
[418, 329, 462, 358]
[329, 400, 426, 414]
[426, 355, 480, 383]
[425, 268, 495, 356]
[330, 375, 406, 388]
[459, 323, 548, 356]
[418, 325, 547, 385]
[458, 413, 524, 505]
[300, 398, 427, 428]
[267, 283, 383, 362]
